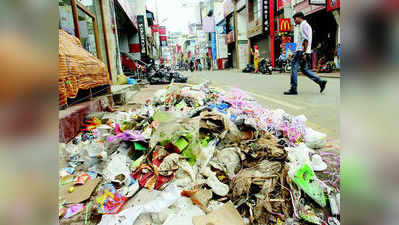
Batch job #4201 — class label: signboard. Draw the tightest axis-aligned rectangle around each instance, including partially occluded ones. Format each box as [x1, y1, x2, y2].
[285, 43, 296, 57]
[216, 19, 227, 34]
[263, 0, 270, 33]
[152, 24, 159, 33]
[294, 0, 325, 16]
[203, 16, 216, 33]
[327, 0, 340, 11]
[223, 0, 234, 17]
[211, 32, 217, 60]
[278, 0, 291, 10]
[137, 15, 147, 56]
[278, 0, 284, 10]
[116, 0, 138, 29]
[159, 26, 166, 35]
[159, 26, 167, 47]
[279, 19, 292, 32]
[309, 0, 326, 5]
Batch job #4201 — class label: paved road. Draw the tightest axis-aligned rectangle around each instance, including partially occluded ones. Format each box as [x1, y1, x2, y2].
[184, 70, 340, 141]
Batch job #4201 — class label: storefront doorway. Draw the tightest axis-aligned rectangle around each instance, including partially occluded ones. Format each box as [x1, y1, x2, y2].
[306, 10, 338, 62]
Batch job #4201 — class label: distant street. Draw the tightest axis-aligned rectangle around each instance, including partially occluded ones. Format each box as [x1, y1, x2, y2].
[185, 70, 340, 141]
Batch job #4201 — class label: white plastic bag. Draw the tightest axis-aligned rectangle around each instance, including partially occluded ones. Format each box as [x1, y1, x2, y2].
[197, 139, 218, 170]
[98, 184, 181, 225]
[304, 127, 327, 149]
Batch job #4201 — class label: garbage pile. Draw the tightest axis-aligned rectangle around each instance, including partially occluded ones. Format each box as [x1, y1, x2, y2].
[59, 82, 340, 225]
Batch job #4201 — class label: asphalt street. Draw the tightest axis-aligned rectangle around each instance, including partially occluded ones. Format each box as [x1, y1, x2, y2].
[184, 70, 340, 142]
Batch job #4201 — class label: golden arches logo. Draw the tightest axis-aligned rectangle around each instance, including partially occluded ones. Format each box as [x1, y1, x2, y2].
[279, 19, 291, 32]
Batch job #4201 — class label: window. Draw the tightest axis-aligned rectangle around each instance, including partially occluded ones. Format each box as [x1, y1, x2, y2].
[77, 0, 108, 66]
[77, 7, 98, 56]
[253, 0, 259, 21]
[59, 0, 75, 35]
[58, 0, 111, 72]
[77, 0, 96, 12]
[249, 0, 262, 22]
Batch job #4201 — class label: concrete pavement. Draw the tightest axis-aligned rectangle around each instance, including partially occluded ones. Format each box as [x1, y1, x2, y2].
[184, 70, 340, 141]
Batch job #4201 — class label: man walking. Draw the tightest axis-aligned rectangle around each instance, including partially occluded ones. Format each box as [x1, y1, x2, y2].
[284, 12, 327, 95]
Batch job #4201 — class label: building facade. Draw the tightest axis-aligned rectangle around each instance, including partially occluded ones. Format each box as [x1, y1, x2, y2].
[58, 0, 160, 85]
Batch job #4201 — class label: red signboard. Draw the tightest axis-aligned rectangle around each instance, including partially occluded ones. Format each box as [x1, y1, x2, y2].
[327, 0, 340, 11]
[160, 36, 167, 41]
[279, 19, 292, 32]
[278, 0, 284, 10]
[152, 24, 159, 33]
[159, 26, 166, 35]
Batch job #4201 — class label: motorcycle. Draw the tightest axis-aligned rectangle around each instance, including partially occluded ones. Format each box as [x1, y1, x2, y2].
[258, 58, 273, 75]
[318, 61, 335, 73]
[242, 64, 255, 73]
[275, 58, 291, 73]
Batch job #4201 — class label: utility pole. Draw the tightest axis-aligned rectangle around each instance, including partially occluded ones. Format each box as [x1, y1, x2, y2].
[155, 0, 161, 59]
[233, 0, 240, 70]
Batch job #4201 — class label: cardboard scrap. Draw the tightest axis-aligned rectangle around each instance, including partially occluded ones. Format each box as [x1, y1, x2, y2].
[60, 178, 101, 204]
[192, 201, 244, 225]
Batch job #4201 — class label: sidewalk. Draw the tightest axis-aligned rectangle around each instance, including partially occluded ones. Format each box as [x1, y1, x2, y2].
[220, 68, 341, 78]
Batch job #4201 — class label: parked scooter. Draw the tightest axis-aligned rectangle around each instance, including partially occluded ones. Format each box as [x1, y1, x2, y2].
[275, 58, 291, 73]
[258, 58, 273, 75]
[318, 61, 335, 73]
[242, 64, 255, 73]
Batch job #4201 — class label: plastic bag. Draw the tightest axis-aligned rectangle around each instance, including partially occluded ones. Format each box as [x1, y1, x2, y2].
[197, 139, 218, 170]
[304, 127, 327, 149]
[117, 74, 128, 85]
[103, 154, 131, 185]
[98, 184, 181, 225]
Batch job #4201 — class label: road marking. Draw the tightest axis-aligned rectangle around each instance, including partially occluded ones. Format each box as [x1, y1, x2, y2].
[207, 81, 303, 110]
[247, 91, 304, 110]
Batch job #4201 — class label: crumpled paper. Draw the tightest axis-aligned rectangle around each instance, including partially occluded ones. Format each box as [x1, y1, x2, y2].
[103, 154, 131, 185]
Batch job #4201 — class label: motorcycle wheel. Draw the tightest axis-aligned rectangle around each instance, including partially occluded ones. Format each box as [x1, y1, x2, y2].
[284, 64, 291, 73]
[259, 66, 267, 74]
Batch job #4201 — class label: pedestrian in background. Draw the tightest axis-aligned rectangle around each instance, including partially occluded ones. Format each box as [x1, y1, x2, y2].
[250, 45, 260, 73]
[284, 12, 327, 95]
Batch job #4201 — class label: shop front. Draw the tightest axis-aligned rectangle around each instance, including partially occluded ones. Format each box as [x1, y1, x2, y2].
[294, 0, 340, 70]
[247, 0, 271, 64]
[59, 0, 111, 77]
[59, 0, 113, 106]
[112, 0, 142, 76]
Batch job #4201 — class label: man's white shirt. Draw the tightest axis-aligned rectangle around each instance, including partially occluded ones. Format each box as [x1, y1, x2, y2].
[296, 20, 312, 54]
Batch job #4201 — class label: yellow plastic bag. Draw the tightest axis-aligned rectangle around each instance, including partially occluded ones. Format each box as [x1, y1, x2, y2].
[117, 74, 128, 85]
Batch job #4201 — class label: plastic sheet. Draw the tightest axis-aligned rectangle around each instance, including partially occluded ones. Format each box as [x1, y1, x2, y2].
[103, 154, 131, 185]
[304, 127, 327, 149]
[107, 130, 145, 143]
[98, 184, 181, 225]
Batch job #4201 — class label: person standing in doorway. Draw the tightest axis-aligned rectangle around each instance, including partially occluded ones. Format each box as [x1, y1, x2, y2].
[251, 45, 260, 73]
[284, 12, 327, 95]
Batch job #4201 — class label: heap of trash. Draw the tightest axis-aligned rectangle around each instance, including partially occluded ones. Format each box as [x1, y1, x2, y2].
[59, 82, 340, 225]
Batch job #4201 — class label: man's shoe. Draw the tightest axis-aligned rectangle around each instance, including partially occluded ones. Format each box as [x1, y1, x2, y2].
[284, 89, 298, 95]
[320, 80, 327, 93]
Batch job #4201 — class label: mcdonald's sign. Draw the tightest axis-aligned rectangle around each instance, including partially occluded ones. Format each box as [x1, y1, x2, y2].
[279, 19, 292, 32]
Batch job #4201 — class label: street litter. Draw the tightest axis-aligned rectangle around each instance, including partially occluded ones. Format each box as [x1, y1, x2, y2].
[59, 82, 339, 225]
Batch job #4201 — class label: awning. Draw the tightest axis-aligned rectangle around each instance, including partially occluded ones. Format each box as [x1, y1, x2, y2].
[116, 0, 138, 29]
